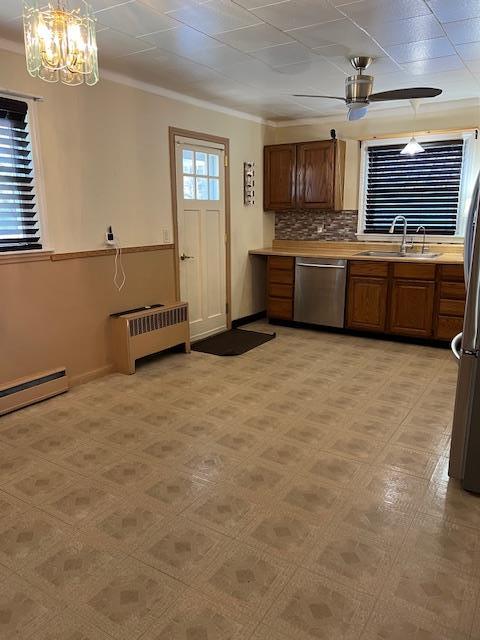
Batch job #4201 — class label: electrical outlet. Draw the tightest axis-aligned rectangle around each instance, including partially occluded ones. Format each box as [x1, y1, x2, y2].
[317, 225, 324, 234]
[162, 228, 170, 244]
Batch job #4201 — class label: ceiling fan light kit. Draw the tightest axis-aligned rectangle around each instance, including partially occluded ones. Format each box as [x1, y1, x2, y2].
[294, 56, 442, 122]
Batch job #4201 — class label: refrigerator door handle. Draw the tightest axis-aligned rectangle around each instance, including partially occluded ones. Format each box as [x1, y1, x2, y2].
[464, 175, 479, 284]
[451, 332, 463, 362]
[463, 174, 480, 353]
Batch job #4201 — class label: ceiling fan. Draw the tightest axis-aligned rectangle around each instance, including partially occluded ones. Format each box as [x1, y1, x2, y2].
[294, 56, 442, 121]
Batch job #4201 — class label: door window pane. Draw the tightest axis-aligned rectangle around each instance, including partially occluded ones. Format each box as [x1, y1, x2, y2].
[196, 177, 209, 200]
[183, 176, 195, 199]
[209, 178, 220, 200]
[182, 149, 194, 174]
[208, 153, 219, 177]
[195, 152, 208, 175]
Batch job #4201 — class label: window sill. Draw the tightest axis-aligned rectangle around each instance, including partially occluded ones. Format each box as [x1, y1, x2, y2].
[0, 249, 54, 265]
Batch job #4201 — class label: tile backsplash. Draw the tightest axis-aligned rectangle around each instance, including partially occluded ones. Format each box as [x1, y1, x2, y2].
[275, 210, 358, 241]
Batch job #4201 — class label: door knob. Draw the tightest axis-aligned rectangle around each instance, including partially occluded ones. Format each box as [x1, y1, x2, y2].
[180, 253, 194, 261]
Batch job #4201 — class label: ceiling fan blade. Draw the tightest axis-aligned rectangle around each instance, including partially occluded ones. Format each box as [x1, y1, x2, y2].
[293, 94, 346, 102]
[347, 105, 368, 121]
[369, 87, 442, 102]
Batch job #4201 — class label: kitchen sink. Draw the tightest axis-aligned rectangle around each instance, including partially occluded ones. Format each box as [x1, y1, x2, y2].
[355, 250, 441, 259]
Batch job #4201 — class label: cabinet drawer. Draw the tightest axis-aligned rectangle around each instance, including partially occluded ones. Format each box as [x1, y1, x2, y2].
[439, 281, 466, 300]
[393, 263, 436, 280]
[439, 298, 465, 317]
[436, 315, 464, 340]
[439, 264, 464, 281]
[268, 269, 294, 285]
[268, 256, 294, 271]
[269, 283, 293, 299]
[267, 297, 293, 320]
[348, 261, 389, 277]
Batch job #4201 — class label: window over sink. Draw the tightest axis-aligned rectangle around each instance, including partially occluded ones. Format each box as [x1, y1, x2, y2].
[357, 132, 478, 243]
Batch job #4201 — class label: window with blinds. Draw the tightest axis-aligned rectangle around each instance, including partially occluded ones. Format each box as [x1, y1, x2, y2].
[363, 139, 464, 236]
[0, 97, 42, 252]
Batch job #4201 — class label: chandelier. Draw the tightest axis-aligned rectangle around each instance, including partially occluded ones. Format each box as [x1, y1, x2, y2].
[23, 0, 99, 86]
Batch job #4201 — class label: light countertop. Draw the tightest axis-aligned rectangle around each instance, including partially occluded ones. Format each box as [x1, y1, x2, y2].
[249, 240, 463, 265]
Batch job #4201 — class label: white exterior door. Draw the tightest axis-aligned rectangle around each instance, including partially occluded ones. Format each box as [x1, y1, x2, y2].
[176, 138, 227, 342]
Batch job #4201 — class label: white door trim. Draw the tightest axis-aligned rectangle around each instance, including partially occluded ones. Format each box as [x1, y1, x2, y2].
[172, 132, 230, 342]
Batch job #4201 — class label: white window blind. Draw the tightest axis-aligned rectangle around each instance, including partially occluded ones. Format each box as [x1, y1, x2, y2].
[0, 97, 42, 252]
[364, 139, 464, 236]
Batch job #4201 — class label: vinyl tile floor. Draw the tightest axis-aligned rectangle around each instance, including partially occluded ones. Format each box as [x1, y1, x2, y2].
[1, 321, 479, 639]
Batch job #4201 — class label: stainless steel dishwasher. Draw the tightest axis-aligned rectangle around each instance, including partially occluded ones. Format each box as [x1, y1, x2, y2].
[293, 257, 347, 328]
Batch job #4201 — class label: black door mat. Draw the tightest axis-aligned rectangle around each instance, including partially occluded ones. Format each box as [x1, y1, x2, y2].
[192, 328, 276, 356]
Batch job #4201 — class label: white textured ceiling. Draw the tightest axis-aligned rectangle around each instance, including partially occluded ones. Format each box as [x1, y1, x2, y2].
[2, 0, 480, 120]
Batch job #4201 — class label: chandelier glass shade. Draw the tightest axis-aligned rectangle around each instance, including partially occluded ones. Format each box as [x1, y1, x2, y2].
[23, 0, 99, 86]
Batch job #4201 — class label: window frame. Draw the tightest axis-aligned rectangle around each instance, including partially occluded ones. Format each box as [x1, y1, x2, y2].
[0, 95, 49, 255]
[357, 131, 478, 244]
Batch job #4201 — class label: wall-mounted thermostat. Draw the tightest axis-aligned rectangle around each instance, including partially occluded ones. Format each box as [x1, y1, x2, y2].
[244, 161, 255, 206]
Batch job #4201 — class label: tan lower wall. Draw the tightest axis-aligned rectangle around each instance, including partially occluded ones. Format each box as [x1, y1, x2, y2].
[0, 247, 176, 386]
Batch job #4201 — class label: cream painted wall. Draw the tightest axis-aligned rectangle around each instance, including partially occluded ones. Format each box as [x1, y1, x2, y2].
[272, 100, 480, 210]
[0, 48, 274, 319]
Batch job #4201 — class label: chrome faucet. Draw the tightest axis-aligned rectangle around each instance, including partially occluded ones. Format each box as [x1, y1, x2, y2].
[416, 225, 427, 254]
[389, 215, 410, 255]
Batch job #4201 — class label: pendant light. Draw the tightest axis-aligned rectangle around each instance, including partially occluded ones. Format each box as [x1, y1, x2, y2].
[401, 99, 424, 155]
[23, 0, 99, 86]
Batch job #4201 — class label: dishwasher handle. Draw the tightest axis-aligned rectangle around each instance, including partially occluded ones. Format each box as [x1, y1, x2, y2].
[296, 263, 345, 269]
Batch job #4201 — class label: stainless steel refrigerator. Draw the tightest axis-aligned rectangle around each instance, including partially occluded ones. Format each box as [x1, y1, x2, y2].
[449, 171, 480, 491]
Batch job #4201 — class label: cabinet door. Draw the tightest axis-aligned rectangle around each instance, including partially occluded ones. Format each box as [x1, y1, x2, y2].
[264, 145, 296, 210]
[346, 276, 388, 332]
[297, 141, 335, 209]
[390, 280, 435, 337]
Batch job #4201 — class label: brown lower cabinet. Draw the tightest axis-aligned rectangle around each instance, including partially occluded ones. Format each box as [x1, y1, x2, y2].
[389, 279, 435, 337]
[265, 256, 465, 342]
[346, 260, 464, 341]
[267, 255, 295, 320]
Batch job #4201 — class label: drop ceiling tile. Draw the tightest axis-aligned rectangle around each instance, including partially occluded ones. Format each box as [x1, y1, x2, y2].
[401, 54, 466, 75]
[96, 0, 178, 36]
[365, 14, 444, 47]
[187, 45, 253, 69]
[0, 0, 24, 20]
[386, 36, 456, 63]
[168, 0, 261, 35]
[139, 0, 200, 10]
[96, 27, 156, 58]
[138, 25, 224, 54]
[230, 0, 287, 7]
[251, 42, 318, 67]
[91, 0, 135, 12]
[457, 41, 480, 61]
[427, 0, 480, 23]
[337, 0, 431, 24]
[215, 23, 294, 51]
[287, 17, 382, 54]
[323, 54, 399, 75]
[443, 18, 480, 45]
[251, 0, 342, 31]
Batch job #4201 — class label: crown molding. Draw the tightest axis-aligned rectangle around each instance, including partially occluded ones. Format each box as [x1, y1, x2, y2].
[271, 97, 480, 128]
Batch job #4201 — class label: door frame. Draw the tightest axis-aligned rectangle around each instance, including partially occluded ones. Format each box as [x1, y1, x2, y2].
[169, 127, 232, 330]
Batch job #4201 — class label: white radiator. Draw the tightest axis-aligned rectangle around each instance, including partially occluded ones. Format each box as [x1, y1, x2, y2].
[0, 367, 69, 415]
[110, 302, 190, 374]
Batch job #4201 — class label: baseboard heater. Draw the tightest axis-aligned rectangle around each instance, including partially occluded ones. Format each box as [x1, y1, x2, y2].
[0, 367, 69, 416]
[110, 301, 190, 374]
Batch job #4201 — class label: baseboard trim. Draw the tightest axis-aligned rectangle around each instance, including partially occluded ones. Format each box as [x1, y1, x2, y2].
[70, 364, 114, 387]
[232, 310, 267, 328]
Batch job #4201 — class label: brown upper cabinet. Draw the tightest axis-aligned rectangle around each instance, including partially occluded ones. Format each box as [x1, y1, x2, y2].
[264, 139, 345, 212]
[263, 144, 297, 210]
